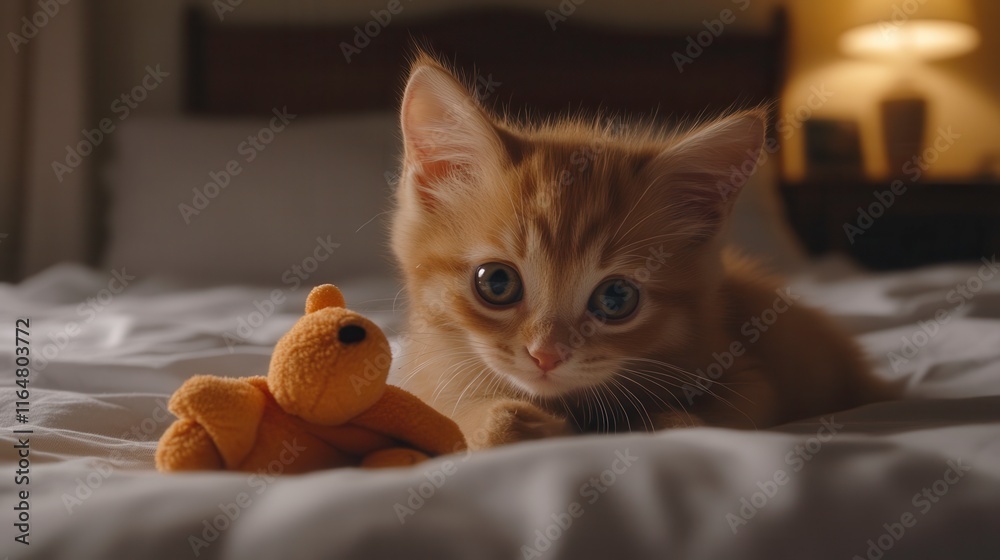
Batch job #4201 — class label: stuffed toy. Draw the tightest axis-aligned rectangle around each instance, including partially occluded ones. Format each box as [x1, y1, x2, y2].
[156, 284, 466, 473]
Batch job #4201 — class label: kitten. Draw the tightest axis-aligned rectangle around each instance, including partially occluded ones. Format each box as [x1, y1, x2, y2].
[390, 54, 891, 449]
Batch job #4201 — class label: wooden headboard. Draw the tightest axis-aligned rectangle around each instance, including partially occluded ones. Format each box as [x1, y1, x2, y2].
[185, 7, 788, 125]
[174, 8, 1000, 271]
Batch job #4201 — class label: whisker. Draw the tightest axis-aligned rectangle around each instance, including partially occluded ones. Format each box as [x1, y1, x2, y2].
[609, 176, 660, 246]
[451, 367, 493, 416]
[392, 286, 406, 313]
[430, 356, 486, 404]
[394, 351, 483, 387]
[613, 204, 675, 248]
[624, 367, 755, 426]
[616, 372, 675, 412]
[625, 357, 753, 398]
[610, 378, 654, 431]
[619, 368, 698, 427]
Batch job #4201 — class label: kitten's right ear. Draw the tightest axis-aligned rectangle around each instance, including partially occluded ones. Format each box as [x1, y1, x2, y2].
[400, 56, 502, 207]
[644, 109, 767, 244]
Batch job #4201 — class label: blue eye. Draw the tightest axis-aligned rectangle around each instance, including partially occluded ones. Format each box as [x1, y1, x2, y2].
[474, 263, 523, 306]
[588, 278, 639, 320]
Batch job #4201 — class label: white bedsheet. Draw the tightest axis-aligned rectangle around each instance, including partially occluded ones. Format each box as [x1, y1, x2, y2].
[1, 260, 999, 560]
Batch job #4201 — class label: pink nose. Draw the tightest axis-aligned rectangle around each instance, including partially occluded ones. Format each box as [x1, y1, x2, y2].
[528, 347, 566, 373]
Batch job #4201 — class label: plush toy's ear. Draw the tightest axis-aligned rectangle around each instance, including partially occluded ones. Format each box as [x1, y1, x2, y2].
[305, 284, 345, 314]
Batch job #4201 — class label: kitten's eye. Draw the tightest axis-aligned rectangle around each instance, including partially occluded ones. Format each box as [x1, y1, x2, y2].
[474, 263, 523, 306]
[589, 278, 640, 320]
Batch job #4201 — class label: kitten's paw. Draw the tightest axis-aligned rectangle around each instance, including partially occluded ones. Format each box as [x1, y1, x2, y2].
[655, 410, 706, 429]
[481, 400, 573, 448]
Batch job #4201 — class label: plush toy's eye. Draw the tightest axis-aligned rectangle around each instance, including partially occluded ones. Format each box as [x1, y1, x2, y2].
[588, 278, 639, 321]
[474, 263, 523, 306]
[338, 325, 367, 344]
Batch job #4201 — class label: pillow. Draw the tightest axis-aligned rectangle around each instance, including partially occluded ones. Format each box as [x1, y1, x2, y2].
[104, 113, 401, 286]
[104, 113, 805, 285]
[725, 156, 809, 273]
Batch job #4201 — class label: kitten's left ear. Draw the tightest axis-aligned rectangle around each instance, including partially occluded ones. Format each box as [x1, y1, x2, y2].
[646, 109, 767, 243]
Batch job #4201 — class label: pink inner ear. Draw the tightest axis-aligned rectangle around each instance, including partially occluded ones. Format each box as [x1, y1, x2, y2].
[400, 63, 503, 211]
[411, 158, 457, 208]
[402, 83, 462, 208]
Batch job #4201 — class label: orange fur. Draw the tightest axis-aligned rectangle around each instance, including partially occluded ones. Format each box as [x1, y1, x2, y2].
[391, 54, 892, 449]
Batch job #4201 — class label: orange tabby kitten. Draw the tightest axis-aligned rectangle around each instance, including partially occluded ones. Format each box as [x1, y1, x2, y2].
[390, 54, 890, 449]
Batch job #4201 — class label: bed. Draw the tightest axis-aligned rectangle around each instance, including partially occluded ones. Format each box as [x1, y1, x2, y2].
[2, 7, 999, 560]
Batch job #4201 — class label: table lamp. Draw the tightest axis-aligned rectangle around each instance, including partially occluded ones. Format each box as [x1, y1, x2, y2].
[838, 0, 979, 173]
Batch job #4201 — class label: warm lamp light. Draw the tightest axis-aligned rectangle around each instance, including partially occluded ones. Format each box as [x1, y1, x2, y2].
[839, 20, 979, 60]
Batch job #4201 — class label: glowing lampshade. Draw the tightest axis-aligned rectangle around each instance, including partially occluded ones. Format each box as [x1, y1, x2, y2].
[838, 0, 979, 60]
[840, 19, 979, 60]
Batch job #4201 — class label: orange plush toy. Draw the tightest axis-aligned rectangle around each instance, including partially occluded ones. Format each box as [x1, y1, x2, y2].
[156, 284, 466, 473]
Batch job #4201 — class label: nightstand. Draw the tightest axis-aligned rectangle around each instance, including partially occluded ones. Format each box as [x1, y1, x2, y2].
[780, 180, 1000, 270]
